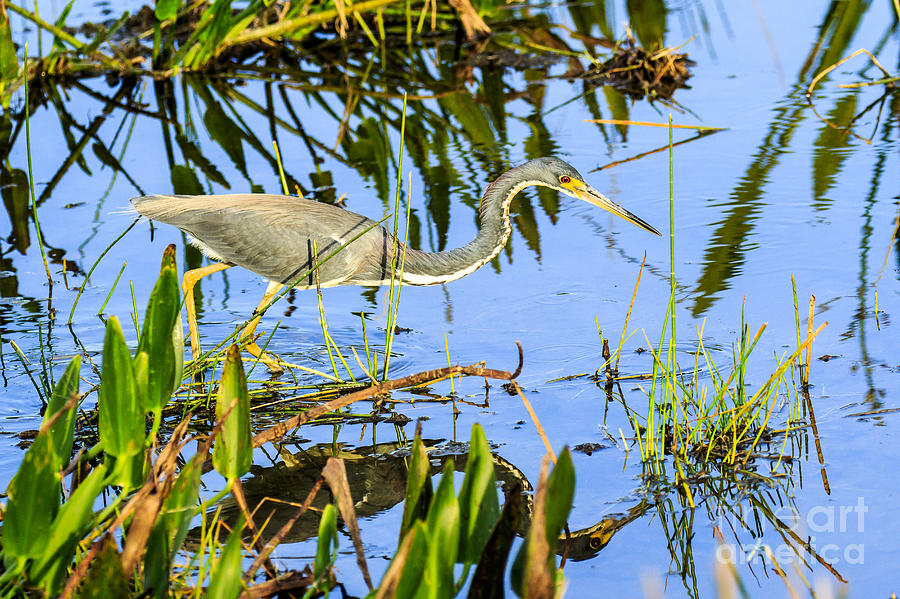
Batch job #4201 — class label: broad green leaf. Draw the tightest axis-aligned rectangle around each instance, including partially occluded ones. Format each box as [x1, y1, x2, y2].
[164, 453, 203, 553]
[213, 345, 252, 480]
[155, 0, 181, 21]
[457, 426, 500, 563]
[50, 0, 77, 52]
[207, 515, 245, 599]
[2, 434, 61, 561]
[31, 463, 110, 595]
[421, 462, 459, 594]
[467, 487, 523, 599]
[133, 351, 149, 415]
[116, 448, 148, 492]
[144, 453, 203, 597]
[2, 359, 83, 561]
[91, 142, 121, 170]
[511, 450, 575, 598]
[143, 526, 171, 599]
[602, 86, 629, 140]
[436, 93, 495, 149]
[137, 245, 181, 413]
[389, 522, 429, 599]
[46, 355, 81, 470]
[399, 434, 433, 542]
[542, 448, 575, 550]
[98, 316, 145, 461]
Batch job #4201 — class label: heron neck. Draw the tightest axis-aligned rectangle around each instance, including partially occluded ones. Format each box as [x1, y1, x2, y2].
[399, 172, 539, 285]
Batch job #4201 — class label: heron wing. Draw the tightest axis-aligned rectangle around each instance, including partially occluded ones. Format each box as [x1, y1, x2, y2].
[131, 194, 390, 286]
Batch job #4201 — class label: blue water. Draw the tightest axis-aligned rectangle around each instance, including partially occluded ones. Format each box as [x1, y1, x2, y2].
[2, 0, 900, 596]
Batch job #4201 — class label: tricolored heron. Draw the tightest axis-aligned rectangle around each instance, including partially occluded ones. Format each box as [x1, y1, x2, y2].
[131, 157, 660, 372]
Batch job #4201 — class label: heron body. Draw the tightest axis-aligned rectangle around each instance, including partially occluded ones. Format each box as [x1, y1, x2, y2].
[131, 157, 659, 372]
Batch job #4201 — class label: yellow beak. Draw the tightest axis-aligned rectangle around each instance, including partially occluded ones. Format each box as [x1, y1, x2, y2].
[573, 182, 661, 236]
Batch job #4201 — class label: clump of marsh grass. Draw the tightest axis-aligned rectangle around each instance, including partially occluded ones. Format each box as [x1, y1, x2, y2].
[594, 119, 827, 485]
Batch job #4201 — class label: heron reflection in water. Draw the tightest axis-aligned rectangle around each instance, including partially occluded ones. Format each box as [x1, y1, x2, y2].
[192, 440, 652, 561]
[132, 157, 660, 372]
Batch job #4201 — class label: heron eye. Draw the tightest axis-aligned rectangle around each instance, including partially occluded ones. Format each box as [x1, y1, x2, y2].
[560, 175, 571, 184]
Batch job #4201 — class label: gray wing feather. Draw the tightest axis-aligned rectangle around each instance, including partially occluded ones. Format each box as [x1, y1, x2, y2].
[131, 194, 392, 286]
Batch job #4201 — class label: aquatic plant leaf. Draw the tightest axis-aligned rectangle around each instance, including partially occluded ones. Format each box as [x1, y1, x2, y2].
[46, 355, 81, 470]
[511, 450, 574, 598]
[179, 0, 232, 67]
[437, 93, 495, 149]
[467, 485, 523, 599]
[207, 515, 246, 599]
[133, 351, 149, 415]
[399, 433, 433, 542]
[379, 522, 429, 599]
[2, 357, 84, 562]
[144, 453, 204, 597]
[423, 462, 459, 589]
[1, 434, 61, 561]
[155, 0, 181, 21]
[83, 12, 130, 53]
[143, 526, 170, 599]
[542, 448, 574, 549]
[137, 245, 181, 413]
[171, 310, 185, 395]
[98, 316, 145, 460]
[457, 423, 500, 563]
[344, 117, 391, 202]
[30, 463, 110, 596]
[213, 345, 252, 480]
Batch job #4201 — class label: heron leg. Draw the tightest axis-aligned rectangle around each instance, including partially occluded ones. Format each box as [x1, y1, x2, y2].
[182, 262, 232, 365]
[241, 280, 285, 373]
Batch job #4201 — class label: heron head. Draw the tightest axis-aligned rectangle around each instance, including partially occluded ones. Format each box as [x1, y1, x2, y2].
[530, 157, 661, 236]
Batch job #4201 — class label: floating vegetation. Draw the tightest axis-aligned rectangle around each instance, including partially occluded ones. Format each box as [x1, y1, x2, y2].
[579, 33, 695, 101]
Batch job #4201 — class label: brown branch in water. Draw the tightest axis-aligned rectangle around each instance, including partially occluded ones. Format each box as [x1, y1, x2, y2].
[252, 357, 521, 447]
